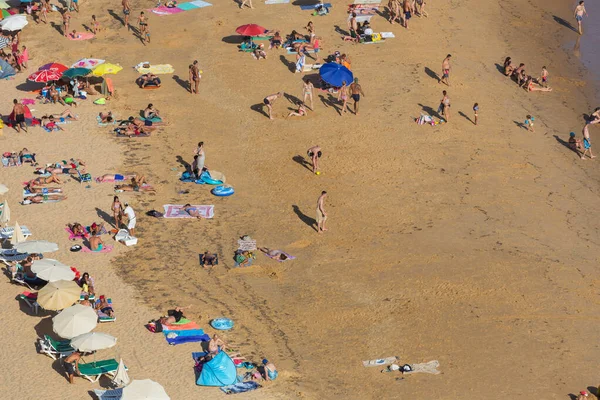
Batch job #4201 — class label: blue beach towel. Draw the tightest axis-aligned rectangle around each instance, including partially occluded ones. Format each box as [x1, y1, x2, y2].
[166, 333, 211, 345]
[164, 328, 206, 337]
[300, 2, 331, 9]
[220, 381, 262, 394]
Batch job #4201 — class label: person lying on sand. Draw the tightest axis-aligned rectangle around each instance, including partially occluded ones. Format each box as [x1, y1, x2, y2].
[95, 295, 114, 316]
[67, 222, 86, 237]
[525, 76, 552, 92]
[22, 194, 67, 204]
[89, 222, 105, 236]
[259, 247, 290, 261]
[159, 305, 192, 325]
[45, 109, 78, 121]
[588, 107, 600, 124]
[28, 174, 63, 186]
[88, 235, 105, 251]
[96, 173, 136, 182]
[287, 103, 307, 118]
[183, 204, 204, 219]
[270, 31, 283, 49]
[202, 251, 217, 267]
[36, 165, 84, 175]
[24, 184, 62, 194]
[114, 176, 155, 192]
[99, 111, 113, 123]
[252, 45, 268, 60]
[138, 73, 161, 88]
[40, 116, 65, 131]
[19, 148, 37, 165]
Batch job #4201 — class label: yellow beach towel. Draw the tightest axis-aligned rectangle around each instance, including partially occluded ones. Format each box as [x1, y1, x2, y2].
[136, 64, 175, 74]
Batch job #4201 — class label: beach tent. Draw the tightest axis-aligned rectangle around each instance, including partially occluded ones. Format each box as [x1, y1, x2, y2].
[196, 351, 237, 387]
[0, 58, 15, 79]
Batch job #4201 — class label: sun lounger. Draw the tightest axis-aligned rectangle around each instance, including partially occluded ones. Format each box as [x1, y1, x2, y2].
[0, 225, 32, 240]
[78, 359, 124, 382]
[93, 388, 124, 400]
[286, 48, 317, 55]
[18, 291, 39, 314]
[38, 335, 75, 359]
[0, 249, 29, 262]
[95, 298, 116, 322]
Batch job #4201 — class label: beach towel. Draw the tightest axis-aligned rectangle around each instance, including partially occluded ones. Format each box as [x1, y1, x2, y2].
[116, 132, 150, 138]
[220, 381, 262, 394]
[287, 48, 316, 55]
[363, 356, 398, 367]
[80, 245, 114, 254]
[164, 328, 205, 337]
[403, 360, 441, 375]
[166, 333, 211, 345]
[265, 0, 289, 4]
[300, 2, 331, 9]
[162, 322, 200, 331]
[295, 54, 306, 73]
[95, 174, 132, 183]
[135, 64, 175, 75]
[380, 32, 395, 38]
[69, 32, 95, 40]
[151, 5, 184, 14]
[185, 0, 212, 8]
[264, 251, 296, 262]
[21, 98, 36, 105]
[65, 226, 89, 240]
[96, 115, 117, 126]
[162, 204, 214, 219]
[302, 63, 322, 72]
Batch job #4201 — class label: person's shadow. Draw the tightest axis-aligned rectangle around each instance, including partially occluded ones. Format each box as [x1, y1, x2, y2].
[172, 75, 189, 91]
[553, 15, 577, 33]
[95, 207, 114, 225]
[553, 134, 580, 155]
[292, 155, 312, 171]
[279, 55, 296, 73]
[418, 103, 440, 118]
[458, 111, 474, 124]
[292, 205, 317, 231]
[319, 94, 340, 115]
[494, 63, 504, 74]
[424, 67, 439, 82]
[176, 155, 190, 172]
[284, 92, 302, 105]
[250, 103, 269, 118]
[49, 21, 63, 35]
[107, 9, 124, 25]
[334, 25, 349, 35]
[513, 120, 527, 130]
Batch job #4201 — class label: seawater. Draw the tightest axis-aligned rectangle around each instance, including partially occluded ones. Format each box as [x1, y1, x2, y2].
[569, 0, 600, 104]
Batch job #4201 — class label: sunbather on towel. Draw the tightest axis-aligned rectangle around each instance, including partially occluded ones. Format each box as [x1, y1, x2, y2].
[41, 116, 65, 131]
[252, 45, 268, 60]
[22, 194, 67, 204]
[270, 31, 283, 49]
[114, 176, 155, 192]
[143, 104, 160, 119]
[29, 174, 63, 187]
[208, 334, 227, 356]
[159, 305, 192, 325]
[96, 173, 136, 182]
[89, 222, 105, 236]
[24, 184, 62, 194]
[19, 148, 37, 165]
[183, 204, 204, 219]
[63, 351, 82, 384]
[89, 235, 105, 251]
[45, 109, 78, 121]
[95, 295, 114, 317]
[99, 111, 114, 123]
[36, 165, 83, 175]
[79, 272, 95, 295]
[259, 247, 291, 261]
[67, 222, 86, 237]
[202, 251, 217, 267]
[137, 73, 161, 88]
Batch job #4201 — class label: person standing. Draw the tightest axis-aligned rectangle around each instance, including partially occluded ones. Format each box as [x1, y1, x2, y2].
[12, 99, 27, 133]
[263, 92, 283, 120]
[122, 0, 131, 29]
[338, 81, 349, 115]
[194, 142, 205, 172]
[123, 203, 136, 236]
[307, 145, 322, 174]
[349, 78, 365, 115]
[438, 90, 450, 122]
[63, 351, 82, 384]
[574, 1, 587, 35]
[473, 103, 479, 125]
[302, 78, 314, 110]
[189, 60, 200, 94]
[402, 0, 412, 28]
[581, 124, 595, 160]
[112, 195, 123, 228]
[62, 9, 71, 37]
[316, 191, 328, 233]
[240, 0, 253, 9]
[440, 54, 451, 85]
[137, 12, 147, 36]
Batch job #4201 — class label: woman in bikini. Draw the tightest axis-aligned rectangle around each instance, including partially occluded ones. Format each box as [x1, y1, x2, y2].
[338, 81, 349, 115]
[91, 15, 100, 34]
[525, 77, 552, 92]
[183, 204, 203, 219]
[112, 195, 124, 228]
[29, 174, 63, 186]
[302, 78, 314, 110]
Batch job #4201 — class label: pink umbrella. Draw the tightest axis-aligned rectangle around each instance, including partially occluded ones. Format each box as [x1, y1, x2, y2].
[28, 69, 62, 82]
[38, 63, 68, 74]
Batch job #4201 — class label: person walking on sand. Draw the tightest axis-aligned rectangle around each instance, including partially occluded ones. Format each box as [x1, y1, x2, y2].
[123, 203, 136, 236]
[349, 78, 365, 115]
[302, 78, 314, 110]
[122, 0, 131, 29]
[574, 1, 587, 35]
[540, 66, 549, 87]
[316, 191, 328, 233]
[137, 12, 148, 37]
[440, 54, 451, 85]
[189, 60, 200, 94]
[402, 0, 412, 28]
[438, 90, 450, 121]
[263, 92, 283, 120]
[581, 124, 595, 160]
[307, 145, 322, 174]
[12, 99, 27, 132]
[473, 103, 479, 125]
[62, 9, 71, 37]
[524, 115, 534, 132]
[338, 81, 349, 115]
[91, 15, 100, 34]
[240, 0, 253, 9]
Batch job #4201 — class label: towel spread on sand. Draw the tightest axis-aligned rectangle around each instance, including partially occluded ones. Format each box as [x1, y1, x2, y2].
[264, 251, 296, 262]
[220, 381, 262, 394]
[265, 0, 290, 4]
[81, 245, 114, 254]
[300, 3, 331, 9]
[363, 356, 398, 367]
[151, 0, 211, 15]
[135, 64, 175, 74]
[69, 32, 95, 40]
[163, 204, 214, 219]
[403, 360, 441, 375]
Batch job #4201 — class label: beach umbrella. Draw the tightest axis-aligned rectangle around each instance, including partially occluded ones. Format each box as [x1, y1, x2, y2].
[122, 380, 170, 400]
[39, 62, 68, 73]
[92, 63, 122, 77]
[0, 9, 12, 18]
[62, 67, 91, 79]
[52, 304, 98, 339]
[235, 23, 266, 37]
[0, 14, 28, 31]
[319, 62, 354, 87]
[0, 36, 9, 49]
[28, 69, 62, 82]
[70, 332, 117, 352]
[0, 199, 9, 226]
[10, 221, 25, 246]
[31, 259, 75, 282]
[0, 1, 10, 9]
[0, 58, 15, 78]
[15, 240, 58, 253]
[71, 58, 105, 69]
[37, 280, 80, 310]
[113, 359, 131, 387]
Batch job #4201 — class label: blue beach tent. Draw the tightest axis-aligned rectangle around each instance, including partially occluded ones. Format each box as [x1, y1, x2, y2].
[197, 351, 237, 387]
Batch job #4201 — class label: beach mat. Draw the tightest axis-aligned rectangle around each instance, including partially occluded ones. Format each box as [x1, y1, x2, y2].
[162, 204, 214, 219]
[162, 322, 201, 331]
[265, 0, 290, 3]
[300, 2, 331, 9]
[363, 356, 398, 367]
[135, 64, 174, 74]
[164, 329, 205, 337]
[151, 5, 184, 14]
[80, 245, 114, 254]
[166, 334, 210, 345]
[220, 381, 262, 395]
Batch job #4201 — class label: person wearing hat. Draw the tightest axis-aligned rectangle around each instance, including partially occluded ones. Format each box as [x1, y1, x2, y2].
[123, 202, 136, 236]
[577, 390, 589, 400]
[568, 131, 582, 154]
[262, 359, 278, 381]
[349, 78, 365, 116]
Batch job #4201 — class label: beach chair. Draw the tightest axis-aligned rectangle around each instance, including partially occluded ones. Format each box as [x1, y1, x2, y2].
[93, 388, 123, 400]
[239, 42, 257, 52]
[38, 335, 75, 359]
[0, 225, 32, 241]
[18, 291, 39, 313]
[76, 169, 92, 184]
[78, 359, 124, 382]
[95, 298, 116, 322]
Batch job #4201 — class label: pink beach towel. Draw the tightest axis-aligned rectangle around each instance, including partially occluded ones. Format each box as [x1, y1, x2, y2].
[151, 5, 184, 15]
[68, 32, 95, 41]
[81, 245, 114, 253]
[162, 204, 214, 219]
[21, 98, 36, 105]
[65, 227, 89, 240]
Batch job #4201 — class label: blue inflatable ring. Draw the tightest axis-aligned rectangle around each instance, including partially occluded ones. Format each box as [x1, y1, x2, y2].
[212, 185, 234, 197]
[211, 317, 234, 330]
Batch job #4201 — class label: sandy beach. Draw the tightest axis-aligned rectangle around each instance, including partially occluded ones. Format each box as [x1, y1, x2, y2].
[1, 0, 600, 397]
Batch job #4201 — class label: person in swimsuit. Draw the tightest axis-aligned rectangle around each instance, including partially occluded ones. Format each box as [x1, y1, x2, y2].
[307, 145, 322, 174]
[317, 191, 328, 233]
[589, 107, 600, 124]
[22, 194, 67, 204]
[302, 78, 315, 110]
[503, 57, 514, 76]
[349, 78, 365, 115]
[89, 235, 104, 251]
[270, 32, 283, 49]
[208, 334, 226, 355]
[338, 81, 349, 115]
[122, 0, 131, 29]
[348, 12, 358, 41]
[29, 174, 63, 187]
[473, 103, 479, 125]
[438, 90, 450, 121]
[402, 0, 412, 28]
[79, 272, 95, 295]
[67, 222, 86, 237]
[194, 141, 206, 173]
[440, 54, 451, 85]
[159, 305, 192, 325]
[568, 131, 583, 155]
[91, 15, 100, 34]
[115, 176, 154, 192]
[40, 2, 48, 24]
[525, 76, 552, 92]
[574, 1, 587, 35]
[62, 10, 71, 37]
[189, 60, 200, 94]
[63, 351, 82, 384]
[262, 359, 278, 381]
[240, 0, 253, 9]
[12, 99, 27, 133]
[540, 66, 548, 87]
[581, 124, 595, 160]
[183, 204, 204, 219]
[144, 104, 160, 119]
[263, 92, 283, 120]
[99, 111, 113, 123]
[111, 195, 124, 228]
[287, 102, 307, 118]
[95, 295, 114, 315]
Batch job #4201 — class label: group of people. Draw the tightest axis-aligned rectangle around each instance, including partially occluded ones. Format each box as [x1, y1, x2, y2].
[503, 58, 552, 92]
[386, 0, 427, 27]
[0, 34, 28, 73]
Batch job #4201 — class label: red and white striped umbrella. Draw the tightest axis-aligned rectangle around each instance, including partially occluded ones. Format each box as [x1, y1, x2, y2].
[28, 69, 62, 82]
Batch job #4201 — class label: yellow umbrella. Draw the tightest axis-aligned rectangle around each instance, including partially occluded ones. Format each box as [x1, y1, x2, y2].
[37, 280, 80, 311]
[92, 63, 122, 76]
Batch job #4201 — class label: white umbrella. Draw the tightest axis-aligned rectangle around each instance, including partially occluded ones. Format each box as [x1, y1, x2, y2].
[70, 332, 117, 352]
[15, 240, 58, 253]
[10, 221, 25, 246]
[0, 15, 28, 31]
[0, 183, 8, 194]
[32, 259, 74, 282]
[112, 358, 131, 387]
[122, 380, 170, 400]
[37, 280, 80, 310]
[71, 58, 105, 69]
[0, 199, 10, 225]
[53, 304, 98, 339]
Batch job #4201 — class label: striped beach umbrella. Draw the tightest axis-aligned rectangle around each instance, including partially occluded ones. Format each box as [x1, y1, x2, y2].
[28, 69, 62, 82]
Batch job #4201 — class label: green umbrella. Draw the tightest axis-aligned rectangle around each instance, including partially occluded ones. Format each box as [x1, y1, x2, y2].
[62, 67, 91, 79]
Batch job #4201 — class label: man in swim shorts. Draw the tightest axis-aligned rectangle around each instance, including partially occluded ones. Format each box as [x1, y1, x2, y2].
[122, 0, 131, 29]
[440, 54, 451, 86]
[63, 351, 82, 384]
[89, 235, 104, 251]
[307, 145, 322, 174]
[263, 92, 283, 120]
[349, 78, 365, 115]
[316, 191, 328, 233]
[402, 0, 412, 28]
[574, 1, 587, 35]
[581, 124, 595, 160]
[189, 60, 200, 94]
[12, 99, 27, 133]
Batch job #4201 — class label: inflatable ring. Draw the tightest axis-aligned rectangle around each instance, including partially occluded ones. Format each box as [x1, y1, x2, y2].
[212, 185, 234, 197]
[211, 317, 234, 330]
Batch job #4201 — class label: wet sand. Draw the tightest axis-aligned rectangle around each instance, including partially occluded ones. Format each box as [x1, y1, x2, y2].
[2, 0, 600, 398]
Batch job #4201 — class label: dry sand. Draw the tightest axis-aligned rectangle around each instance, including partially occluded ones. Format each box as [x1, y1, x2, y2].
[1, 0, 600, 398]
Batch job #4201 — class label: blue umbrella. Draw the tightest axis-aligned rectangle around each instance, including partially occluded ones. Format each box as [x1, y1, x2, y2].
[319, 62, 353, 87]
[0, 58, 15, 79]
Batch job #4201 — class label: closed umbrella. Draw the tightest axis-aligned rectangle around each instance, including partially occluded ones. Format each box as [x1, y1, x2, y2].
[0, 14, 28, 31]
[92, 63, 122, 76]
[70, 332, 117, 352]
[71, 58, 105, 69]
[10, 221, 25, 246]
[52, 304, 97, 339]
[28, 69, 62, 83]
[113, 359, 131, 387]
[15, 240, 58, 253]
[122, 380, 170, 400]
[0, 199, 10, 226]
[37, 280, 80, 310]
[0, 183, 8, 194]
[31, 259, 75, 282]
[62, 67, 91, 79]
[319, 62, 354, 87]
[235, 23, 266, 37]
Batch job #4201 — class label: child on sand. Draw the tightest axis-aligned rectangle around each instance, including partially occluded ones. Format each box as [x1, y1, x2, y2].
[473, 103, 479, 125]
[540, 66, 548, 87]
[92, 15, 99, 34]
[524, 115, 534, 132]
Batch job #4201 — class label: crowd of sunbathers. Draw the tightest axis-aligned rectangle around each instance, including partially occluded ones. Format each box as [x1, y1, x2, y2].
[503, 57, 553, 92]
[112, 104, 164, 137]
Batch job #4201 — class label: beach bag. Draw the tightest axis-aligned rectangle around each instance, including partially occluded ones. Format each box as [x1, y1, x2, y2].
[372, 33, 382, 42]
[401, 364, 413, 373]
